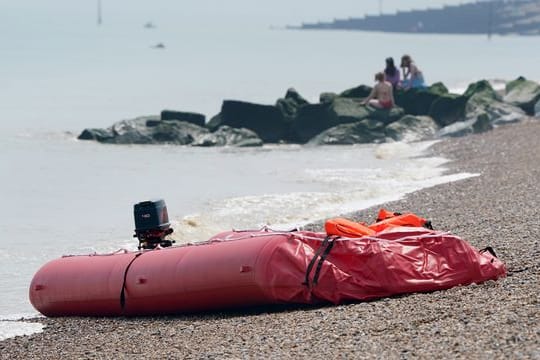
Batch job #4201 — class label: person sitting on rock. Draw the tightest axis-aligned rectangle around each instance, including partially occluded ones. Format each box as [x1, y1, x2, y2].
[362, 72, 395, 109]
[384, 57, 400, 89]
[400, 54, 426, 89]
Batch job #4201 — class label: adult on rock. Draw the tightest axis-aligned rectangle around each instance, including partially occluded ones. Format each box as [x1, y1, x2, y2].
[362, 72, 395, 109]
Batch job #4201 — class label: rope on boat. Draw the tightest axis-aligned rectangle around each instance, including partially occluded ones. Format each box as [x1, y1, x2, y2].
[61, 228, 450, 258]
[119, 252, 144, 312]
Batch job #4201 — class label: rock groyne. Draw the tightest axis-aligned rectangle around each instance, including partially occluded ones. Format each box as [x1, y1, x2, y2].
[78, 77, 540, 147]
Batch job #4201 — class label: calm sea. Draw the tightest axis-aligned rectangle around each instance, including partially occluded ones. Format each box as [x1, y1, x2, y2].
[1, 0, 538, 340]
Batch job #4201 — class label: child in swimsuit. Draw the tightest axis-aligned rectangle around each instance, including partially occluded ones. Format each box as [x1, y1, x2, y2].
[384, 57, 401, 89]
[362, 72, 395, 109]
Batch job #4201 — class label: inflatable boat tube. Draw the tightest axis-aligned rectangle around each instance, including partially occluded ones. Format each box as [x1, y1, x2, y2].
[29, 227, 506, 317]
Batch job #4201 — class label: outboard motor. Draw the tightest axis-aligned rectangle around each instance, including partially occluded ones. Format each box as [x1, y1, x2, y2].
[133, 199, 175, 250]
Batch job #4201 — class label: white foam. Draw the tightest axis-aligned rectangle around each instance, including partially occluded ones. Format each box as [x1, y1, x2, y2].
[374, 140, 439, 160]
[0, 319, 44, 341]
[170, 162, 478, 244]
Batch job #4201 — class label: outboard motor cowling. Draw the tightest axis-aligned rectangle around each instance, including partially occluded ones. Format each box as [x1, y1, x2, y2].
[134, 199, 175, 250]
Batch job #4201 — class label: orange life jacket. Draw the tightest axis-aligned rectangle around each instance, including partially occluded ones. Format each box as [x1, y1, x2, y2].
[325, 209, 433, 237]
[375, 208, 402, 222]
[324, 218, 376, 237]
[368, 212, 429, 233]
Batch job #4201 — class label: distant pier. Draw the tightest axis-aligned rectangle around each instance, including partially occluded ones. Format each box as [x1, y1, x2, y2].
[294, 0, 540, 36]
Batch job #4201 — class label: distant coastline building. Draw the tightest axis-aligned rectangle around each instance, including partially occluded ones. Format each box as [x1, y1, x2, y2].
[294, 0, 540, 36]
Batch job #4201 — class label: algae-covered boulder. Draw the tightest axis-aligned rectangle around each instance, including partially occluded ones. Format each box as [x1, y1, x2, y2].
[368, 106, 406, 125]
[320, 92, 338, 104]
[290, 103, 333, 143]
[427, 82, 449, 96]
[205, 113, 222, 131]
[208, 100, 288, 143]
[469, 100, 525, 126]
[464, 80, 502, 103]
[339, 85, 372, 99]
[428, 94, 468, 127]
[78, 128, 115, 142]
[78, 116, 210, 145]
[465, 80, 526, 126]
[275, 88, 309, 123]
[192, 126, 263, 147]
[290, 98, 374, 143]
[438, 113, 494, 138]
[395, 82, 449, 116]
[503, 76, 540, 115]
[106, 116, 157, 144]
[472, 113, 495, 133]
[307, 119, 386, 145]
[385, 115, 439, 142]
[328, 97, 372, 124]
[160, 110, 206, 127]
[150, 120, 209, 145]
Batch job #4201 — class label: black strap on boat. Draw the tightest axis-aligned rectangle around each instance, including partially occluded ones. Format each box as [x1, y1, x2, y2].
[302, 236, 330, 287]
[120, 252, 143, 311]
[303, 236, 337, 288]
[312, 238, 336, 286]
[480, 246, 498, 258]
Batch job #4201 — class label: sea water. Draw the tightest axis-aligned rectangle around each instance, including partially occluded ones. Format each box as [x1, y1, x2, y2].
[1, 0, 539, 340]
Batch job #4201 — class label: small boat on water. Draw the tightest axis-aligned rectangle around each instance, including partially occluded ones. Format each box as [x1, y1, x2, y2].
[29, 201, 506, 317]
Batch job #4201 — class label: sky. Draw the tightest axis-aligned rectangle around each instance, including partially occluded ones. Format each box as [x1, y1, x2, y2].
[0, 1, 475, 30]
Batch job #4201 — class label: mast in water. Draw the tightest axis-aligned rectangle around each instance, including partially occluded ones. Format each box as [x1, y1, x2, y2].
[97, 0, 102, 25]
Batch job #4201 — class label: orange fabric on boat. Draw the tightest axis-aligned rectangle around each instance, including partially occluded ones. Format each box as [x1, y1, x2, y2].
[368, 213, 428, 233]
[325, 218, 376, 237]
[376, 208, 401, 222]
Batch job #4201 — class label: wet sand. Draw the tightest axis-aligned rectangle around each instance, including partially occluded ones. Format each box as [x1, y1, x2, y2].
[1, 120, 539, 359]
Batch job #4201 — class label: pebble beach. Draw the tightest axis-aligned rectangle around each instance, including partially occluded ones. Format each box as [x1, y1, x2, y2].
[1, 120, 539, 359]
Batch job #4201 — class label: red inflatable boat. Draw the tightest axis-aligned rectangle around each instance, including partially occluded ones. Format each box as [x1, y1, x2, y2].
[29, 224, 506, 317]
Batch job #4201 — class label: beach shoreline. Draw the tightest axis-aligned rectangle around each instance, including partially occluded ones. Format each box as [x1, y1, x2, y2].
[1, 120, 539, 359]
